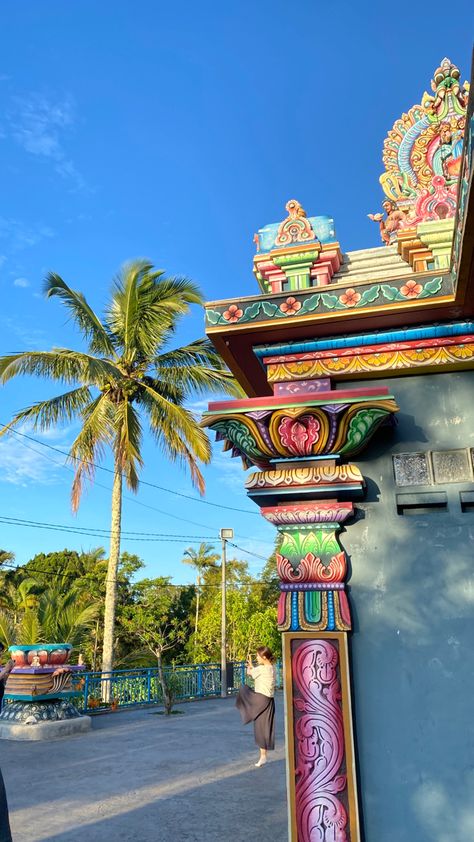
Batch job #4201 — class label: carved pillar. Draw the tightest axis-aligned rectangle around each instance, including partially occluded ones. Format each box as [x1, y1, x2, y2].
[202, 387, 399, 842]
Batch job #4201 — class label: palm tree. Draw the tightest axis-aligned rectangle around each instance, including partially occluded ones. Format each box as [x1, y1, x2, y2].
[182, 542, 220, 657]
[0, 261, 239, 674]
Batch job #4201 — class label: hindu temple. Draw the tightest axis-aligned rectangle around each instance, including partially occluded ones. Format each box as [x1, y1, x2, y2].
[202, 57, 474, 840]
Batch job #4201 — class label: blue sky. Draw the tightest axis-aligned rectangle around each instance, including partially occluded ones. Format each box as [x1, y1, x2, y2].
[0, 2, 473, 582]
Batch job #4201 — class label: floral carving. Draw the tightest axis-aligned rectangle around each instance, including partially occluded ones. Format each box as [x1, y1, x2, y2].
[280, 296, 302, 315]
[293, 640, 349, 841]
[338, 288, 362, 307]
[400, 280, 423, 298]
[222, 304, 243, 322]
[278, 415, 320, 456]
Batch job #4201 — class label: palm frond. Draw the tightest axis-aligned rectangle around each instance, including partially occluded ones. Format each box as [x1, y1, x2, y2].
[18, 610, 42, 645]
[0, 350, 121, 390]
[154, 339, 244, 397]
[68, 394, 115, 510]
[0, 387, 93, 435]
[107, 264, 204, 360]
[0, 610, 16, 648]
[138, 385, 210, 493]
[44, 273, 117, 357]
[114, 400, 143, 491]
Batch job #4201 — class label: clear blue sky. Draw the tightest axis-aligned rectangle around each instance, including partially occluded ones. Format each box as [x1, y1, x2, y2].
[0, 2, 473, 582]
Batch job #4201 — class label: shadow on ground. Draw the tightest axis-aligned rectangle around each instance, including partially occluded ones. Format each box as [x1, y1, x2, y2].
[1, 695, 287, 842]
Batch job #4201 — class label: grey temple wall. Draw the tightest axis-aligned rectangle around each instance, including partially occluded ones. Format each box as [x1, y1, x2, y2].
[340, 370, 474, 842]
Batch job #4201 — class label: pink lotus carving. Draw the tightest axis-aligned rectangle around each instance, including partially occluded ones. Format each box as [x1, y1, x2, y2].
[278, 415, 320, 456]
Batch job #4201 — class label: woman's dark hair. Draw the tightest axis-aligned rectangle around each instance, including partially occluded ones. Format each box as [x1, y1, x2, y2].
[256, 645, 274, 663]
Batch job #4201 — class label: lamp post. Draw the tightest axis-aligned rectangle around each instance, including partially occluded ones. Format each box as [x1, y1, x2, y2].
[219, 528, 234, 698]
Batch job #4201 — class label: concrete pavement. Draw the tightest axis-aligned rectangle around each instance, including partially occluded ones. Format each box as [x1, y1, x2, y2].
[1, 694, 288, 842]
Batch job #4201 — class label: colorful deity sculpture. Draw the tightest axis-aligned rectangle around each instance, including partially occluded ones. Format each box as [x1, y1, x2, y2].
[369, 58, 469, 243]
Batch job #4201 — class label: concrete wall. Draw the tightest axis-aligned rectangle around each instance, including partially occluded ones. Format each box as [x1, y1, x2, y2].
[341, 370, 474, 842]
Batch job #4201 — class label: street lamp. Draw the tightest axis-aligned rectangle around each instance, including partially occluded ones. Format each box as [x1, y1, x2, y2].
[219, 528, 234, 698]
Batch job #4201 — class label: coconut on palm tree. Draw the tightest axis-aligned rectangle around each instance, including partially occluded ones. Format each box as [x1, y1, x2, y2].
[0, 261, 239, 674]
[181, 542, 220, 657]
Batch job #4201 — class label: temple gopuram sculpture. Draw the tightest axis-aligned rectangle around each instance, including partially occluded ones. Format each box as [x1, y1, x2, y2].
[202, 56, 474, 841]
[369, 58, 469, 247]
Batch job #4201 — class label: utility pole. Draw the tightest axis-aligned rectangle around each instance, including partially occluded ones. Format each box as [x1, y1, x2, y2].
[219, 528, 233, 698]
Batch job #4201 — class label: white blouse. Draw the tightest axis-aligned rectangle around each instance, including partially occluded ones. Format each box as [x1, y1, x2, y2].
[250, 664, 276, 698]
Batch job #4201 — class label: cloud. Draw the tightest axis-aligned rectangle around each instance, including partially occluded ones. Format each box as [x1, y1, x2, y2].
[0, 424, 77, 487]
[0, 315, 48, 348]
[0, 434, 64, 487]
[210, 448, 248, 492]
[186, 399, 211, 420]
[6, 92, 85, 190]
[13, 277, 30, 288]
[0, 217, 55, 252]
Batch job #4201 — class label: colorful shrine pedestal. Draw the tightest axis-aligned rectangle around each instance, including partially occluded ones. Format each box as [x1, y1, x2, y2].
[0, 643, 91, 741]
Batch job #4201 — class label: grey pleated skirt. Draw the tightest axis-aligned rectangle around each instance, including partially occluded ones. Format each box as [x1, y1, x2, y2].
[0, 767, 12, 842]
[236, 685, 275, 750]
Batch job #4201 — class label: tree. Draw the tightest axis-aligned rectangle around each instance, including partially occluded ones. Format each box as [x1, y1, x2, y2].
[0, 262, 239, 674]
[121, 577, 193, 714]
[181, 542, 219, 657]
[0, 581, 100, 649]
[0, 550, 14, 568]
[194, 558, 281, 662]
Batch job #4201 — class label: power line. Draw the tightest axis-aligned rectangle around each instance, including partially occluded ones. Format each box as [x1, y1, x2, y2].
[228, 541, 269, 562]
[0, 559, 276, 589]
[0, 516, 214, 543]
[3, 428, 226, 535]
[0, 423, 258, 516]
[2, 426, 267, 549]
[0, 514, 270, 561]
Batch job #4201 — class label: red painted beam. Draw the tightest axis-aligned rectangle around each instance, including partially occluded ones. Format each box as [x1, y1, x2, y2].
[207, 385, 391, 412]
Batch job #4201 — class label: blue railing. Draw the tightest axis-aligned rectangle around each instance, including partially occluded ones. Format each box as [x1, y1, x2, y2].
[73, 660, 283, 713]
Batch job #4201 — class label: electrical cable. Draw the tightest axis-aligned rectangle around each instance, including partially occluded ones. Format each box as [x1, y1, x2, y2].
[0, 423, 258, 515]
[2, 425, 265, 547]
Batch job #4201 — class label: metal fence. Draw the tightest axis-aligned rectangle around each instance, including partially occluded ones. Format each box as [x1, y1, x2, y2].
[73, 660, 283, 713]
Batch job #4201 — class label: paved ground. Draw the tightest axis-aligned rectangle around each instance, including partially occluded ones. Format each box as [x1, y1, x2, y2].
[1, 694, 288, 842]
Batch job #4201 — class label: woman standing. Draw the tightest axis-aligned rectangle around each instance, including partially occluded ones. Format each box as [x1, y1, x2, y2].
[236, 646, 276, 767]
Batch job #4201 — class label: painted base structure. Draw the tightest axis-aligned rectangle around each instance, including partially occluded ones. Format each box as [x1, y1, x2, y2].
[0, 715, 91, 741]
[0, 643, 89, 741]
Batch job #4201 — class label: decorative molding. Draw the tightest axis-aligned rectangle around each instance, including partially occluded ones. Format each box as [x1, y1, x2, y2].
[265, 335, 474, 381]
[275, 200, 318, 247]
[203, 395, 399, 469]
[205, 273, 452, 328]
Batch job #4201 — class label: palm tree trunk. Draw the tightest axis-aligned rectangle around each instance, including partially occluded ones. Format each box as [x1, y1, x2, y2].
[101, 458, 122, 688]
[92, 618, 100, 672]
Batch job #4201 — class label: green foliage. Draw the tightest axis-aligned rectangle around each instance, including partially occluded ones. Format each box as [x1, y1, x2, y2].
[0, 534, 283, 670]
[192, 557, 281, 662]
